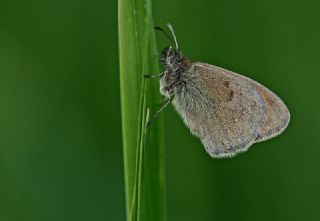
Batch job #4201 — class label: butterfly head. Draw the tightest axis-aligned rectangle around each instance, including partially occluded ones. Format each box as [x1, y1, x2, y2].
[160, 46, 183, 69]
[155, 23, 186, 70]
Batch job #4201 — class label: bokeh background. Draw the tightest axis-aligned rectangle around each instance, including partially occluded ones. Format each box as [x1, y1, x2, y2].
[1, 0, 320, 220]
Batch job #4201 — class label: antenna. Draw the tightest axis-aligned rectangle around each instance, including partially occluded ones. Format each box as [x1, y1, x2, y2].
[154, 26, 175, 46]
[167, 23, 179, 50]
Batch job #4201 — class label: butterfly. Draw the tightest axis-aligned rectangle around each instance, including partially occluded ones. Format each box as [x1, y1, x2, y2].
[145, 23, 290, 158]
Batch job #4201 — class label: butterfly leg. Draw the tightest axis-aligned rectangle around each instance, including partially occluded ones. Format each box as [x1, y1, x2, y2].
[144, 72, 165, 79]
[146, 96, 173, 128]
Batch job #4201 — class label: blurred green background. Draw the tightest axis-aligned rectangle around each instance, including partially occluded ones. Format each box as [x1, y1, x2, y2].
[1, 0, 320, 221]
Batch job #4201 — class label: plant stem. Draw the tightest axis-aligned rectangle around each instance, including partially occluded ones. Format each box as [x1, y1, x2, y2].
[118, 0, 166, 220]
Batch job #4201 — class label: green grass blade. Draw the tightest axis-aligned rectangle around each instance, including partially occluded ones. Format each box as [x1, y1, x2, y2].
[118, 0, 166, 220]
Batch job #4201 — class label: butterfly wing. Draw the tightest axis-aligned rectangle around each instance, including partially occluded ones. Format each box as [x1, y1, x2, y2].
[254, 85, 290, 143]
[173, 62, 290, 158]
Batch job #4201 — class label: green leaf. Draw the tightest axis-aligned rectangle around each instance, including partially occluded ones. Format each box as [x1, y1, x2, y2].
[118, 0, 166, 220]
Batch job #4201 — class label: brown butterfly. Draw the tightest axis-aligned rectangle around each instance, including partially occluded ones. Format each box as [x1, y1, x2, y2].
[145, 23, 290, 158]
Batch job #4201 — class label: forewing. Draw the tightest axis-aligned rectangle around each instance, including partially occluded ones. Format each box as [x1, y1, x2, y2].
[177, 62, 289, 158]
[254, 85, 290, 142]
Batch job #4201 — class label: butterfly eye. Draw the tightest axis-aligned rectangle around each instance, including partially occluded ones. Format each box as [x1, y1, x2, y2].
[169, 56, 176, 64]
